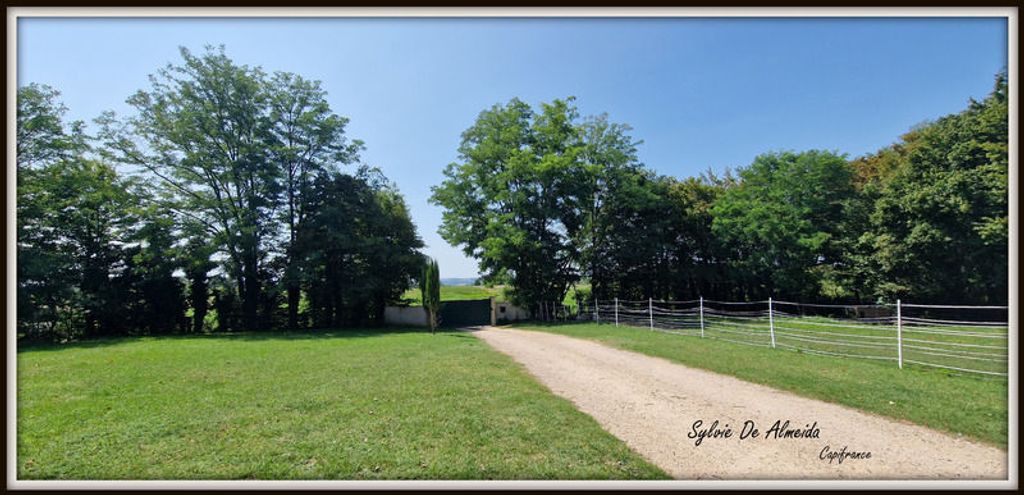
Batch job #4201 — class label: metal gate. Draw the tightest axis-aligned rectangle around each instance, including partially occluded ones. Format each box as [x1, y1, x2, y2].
[438, 299, 492, 328]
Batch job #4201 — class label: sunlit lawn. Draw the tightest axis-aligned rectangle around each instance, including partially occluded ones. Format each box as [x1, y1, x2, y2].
[17, 329, 667, 480]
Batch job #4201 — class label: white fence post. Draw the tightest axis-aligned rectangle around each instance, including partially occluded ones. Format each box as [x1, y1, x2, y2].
[768, 297, 776, 348]
[594, 299, 599, 324]
[649, 297, 654, 331]
[699, 296, 705, 338]
[896, 299, 903, 369]
[614, 297, 619, 327]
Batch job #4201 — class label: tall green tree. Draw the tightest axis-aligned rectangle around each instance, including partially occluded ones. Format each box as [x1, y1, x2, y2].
[267, 72, 364, 329]
[582, 167, 663, 300]
[574, 114, 648, 300]
[17, 159, 140, 339]
[16, 83, 89, 170]
[862, 71, 1008, 304]
[17, 84, 177, 341]
[583, 172, 731, 302]
[364, 184, 427, 321]
[118, 206, 187, 335]
[663, 173, 735, 299]
[294, 169, 424, 328]
[100, 45, 280, 330]
[420, 258, 441, 333]
[711, 150, 856, 300]
[432, 97, 645, 313]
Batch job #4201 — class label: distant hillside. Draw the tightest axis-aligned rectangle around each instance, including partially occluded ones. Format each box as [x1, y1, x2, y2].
[401, 285, 504, 306]
[440, 277, 479, 286]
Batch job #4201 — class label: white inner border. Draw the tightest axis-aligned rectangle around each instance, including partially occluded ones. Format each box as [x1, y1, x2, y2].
[6, 6, 1018, 491]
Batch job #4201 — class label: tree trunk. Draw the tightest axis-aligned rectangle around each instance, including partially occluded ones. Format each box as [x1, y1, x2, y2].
[330, 258, 344, 328]
[287, 285, 300, 329]
[190, 272, 208, 333]
[242, 253, 260, 331]
[287, 190, 299, 329]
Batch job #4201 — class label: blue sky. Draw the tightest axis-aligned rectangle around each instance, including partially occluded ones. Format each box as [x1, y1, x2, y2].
[18, 16, 1007, 278]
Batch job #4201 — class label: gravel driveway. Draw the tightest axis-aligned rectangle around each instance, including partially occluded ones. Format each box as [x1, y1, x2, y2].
[471, 326, 1007, 480]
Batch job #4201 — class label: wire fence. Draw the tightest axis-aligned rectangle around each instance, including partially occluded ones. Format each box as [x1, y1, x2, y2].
[572, 297, 1009, 377]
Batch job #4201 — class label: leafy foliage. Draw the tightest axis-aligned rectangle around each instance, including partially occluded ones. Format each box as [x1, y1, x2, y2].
[436, 72, 1007, 307]
[294, 170, 423, 329]
[16, 83, 89, 170]
[18, 47, 424, 342]
[420, 259, 441, 332]
[16, 53, 1007, 343]
[431, 98, 646, 312]
[860, 72, 1008, 304]
[100, 46, 283, 330]
[711, 150, 855, 300]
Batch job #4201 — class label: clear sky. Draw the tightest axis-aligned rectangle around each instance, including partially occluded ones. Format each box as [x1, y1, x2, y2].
[17, 16, 1008, 278]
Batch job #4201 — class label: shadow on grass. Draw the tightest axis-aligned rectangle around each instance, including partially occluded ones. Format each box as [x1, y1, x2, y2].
[17, 326, 475, 354]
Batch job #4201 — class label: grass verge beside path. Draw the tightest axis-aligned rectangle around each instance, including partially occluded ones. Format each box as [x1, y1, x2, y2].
[18, 329, 667, 480]
[515, 322, 1007, 449]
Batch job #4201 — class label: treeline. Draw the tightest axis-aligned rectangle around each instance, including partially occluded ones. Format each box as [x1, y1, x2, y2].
[17, 46, 424, 342]
[432, 73, 1008, 311]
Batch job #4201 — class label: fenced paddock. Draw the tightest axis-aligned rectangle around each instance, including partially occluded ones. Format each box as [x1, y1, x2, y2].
[577, 298, 1009, 377]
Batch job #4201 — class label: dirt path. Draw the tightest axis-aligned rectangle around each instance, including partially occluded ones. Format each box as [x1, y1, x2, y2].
[471, 326, 1007, 480]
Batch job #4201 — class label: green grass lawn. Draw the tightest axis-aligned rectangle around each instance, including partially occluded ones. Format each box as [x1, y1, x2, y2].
[515, 322, 1008, 449]
[399, 284, 588, 312]
[17, 329, 667, 480]
[401, 285, 506, 306]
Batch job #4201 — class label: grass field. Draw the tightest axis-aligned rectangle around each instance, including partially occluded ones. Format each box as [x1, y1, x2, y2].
[400, 284, 589, 310]
[17, 329, 667, 480]
[401, 285, 506, 306]
[515, 322, 1008, 448]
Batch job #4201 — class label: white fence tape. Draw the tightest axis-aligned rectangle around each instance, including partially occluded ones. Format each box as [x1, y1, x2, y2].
[577, 297, 1008, 377]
